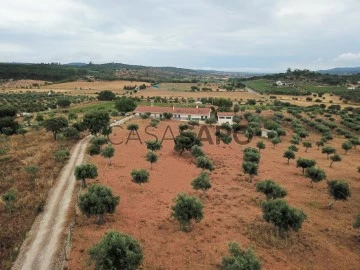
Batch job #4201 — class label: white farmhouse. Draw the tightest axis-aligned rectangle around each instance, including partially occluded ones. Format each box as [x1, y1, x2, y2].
[134, 105, 211, 121]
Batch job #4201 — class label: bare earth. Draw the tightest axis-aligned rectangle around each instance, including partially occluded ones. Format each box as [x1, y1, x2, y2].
[67, 118, 360, 270]
[12, 136, 91, 270]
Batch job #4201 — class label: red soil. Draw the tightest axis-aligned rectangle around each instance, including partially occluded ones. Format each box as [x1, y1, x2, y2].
[68, 119, 360, 270]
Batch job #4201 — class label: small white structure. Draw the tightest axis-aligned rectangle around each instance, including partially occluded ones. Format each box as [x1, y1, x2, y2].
[261, 128, 272, 138]
[276, 81, 283, 86]
[217, 112, 234, 125]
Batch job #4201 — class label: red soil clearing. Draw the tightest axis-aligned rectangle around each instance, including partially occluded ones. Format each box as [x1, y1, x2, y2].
[68, 119, 360, 270]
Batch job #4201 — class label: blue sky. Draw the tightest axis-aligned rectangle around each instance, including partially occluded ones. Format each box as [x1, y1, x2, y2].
[1, 0, 359, 72]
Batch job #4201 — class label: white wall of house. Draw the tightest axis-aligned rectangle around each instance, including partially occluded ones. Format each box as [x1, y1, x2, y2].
[218, 116, 233, 125]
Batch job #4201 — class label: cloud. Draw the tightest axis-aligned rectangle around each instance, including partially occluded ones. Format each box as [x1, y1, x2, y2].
[0, 0, 359, 71]
[334, 53, 360, 62]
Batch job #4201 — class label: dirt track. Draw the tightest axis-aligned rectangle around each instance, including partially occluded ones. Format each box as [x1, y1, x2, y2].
[12, 136, 91, 270]
[12, 116, 134, 270]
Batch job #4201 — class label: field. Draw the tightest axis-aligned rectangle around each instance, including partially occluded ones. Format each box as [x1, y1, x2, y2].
[67, 118, 360, 270]
[0, 129, 76, 269]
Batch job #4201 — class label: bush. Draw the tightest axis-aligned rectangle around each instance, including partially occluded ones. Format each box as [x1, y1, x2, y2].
[191, 171, 211, 192]
[296, 158, 316, 174]
[2, 189, 16, 213]
[101, 144, 115, 165]
[79, 184, 120, 224]
[115, 97, 136, 112]
[342, 141, 353, 154]
[87, 143, 101, 156]
[244, 151, 260, 163]
[74, 163, 98, 188]
[162, 112, 173, 119]
[329, 154, 341, 167]
[54, 149, 70, 162]
[283, 150, 295, 164]
[262, 199, 307, 236]
[302, 141, 312, 152]
[145, 151, 158, 169]
[322, 146, 336, 159]
[305, 167, 326, 187]
[127, 123, 139, 131]
[131, 169, 150, 187]
[242, 161, 258, 182]
[256, 180, 287, 200]
[190, 145, 204, 158]
[171, 193, 204, 231]
[327, 180, 351, 208]
[220, 242, 261, 270]
[145, 139, 162, 151]
[256, 140, 265, 152]
[97, 90, 116, 101]
[174, 131, 202, 155]
[63, 126, 80, 140]
[196, 156, 215, 171]
[89, 231, 143, 269]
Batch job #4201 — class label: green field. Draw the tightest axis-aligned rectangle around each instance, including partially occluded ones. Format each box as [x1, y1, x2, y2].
[245, 79, 301, 95]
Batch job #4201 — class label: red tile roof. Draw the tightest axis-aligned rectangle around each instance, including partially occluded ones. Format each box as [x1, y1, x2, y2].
[217, 112, 234, 117]
[134, 105, 211, 115]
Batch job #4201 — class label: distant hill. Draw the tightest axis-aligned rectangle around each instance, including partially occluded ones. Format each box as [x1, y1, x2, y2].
[65, 62, 88, 67]
[318, 67, 360, 75]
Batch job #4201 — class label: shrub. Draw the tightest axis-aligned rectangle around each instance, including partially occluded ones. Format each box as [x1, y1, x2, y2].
[171, 193, 204, 231]
[54, 149, 70, 162]
[79, 184, 119, 224]
[244, 151, 260, 163]
[256, 180, 287, 200]
[327, 180, 351, 208]
[162, 112, 173, 119]
[305, 167, 326, 187]
[97, 90, 116, 101]
[150, 118, 160, 128]
[196, 156, 215, 171]
[204, 117, 217, 126]
[187, 120, 200, 127]
[220, 242, 261, 270]
[131, 169, 150, 187]
[2, 189, 16, 213]
[127, 123, 139, 131]
[24, 164, 39, 187]
[115, 97, 136, 112]
[63, 126, 80, 140]
[87, 143, 101, 156]
[256, 140, 266, 152]
[190, 145, 204, 158]
[89, 231, 143, 269]
[271, 137, 281, 148]
[262, 199, 307, 236]
[191, 171, 211, 192]
[288, 144, 298, 152]
[315, 140, 324, 149]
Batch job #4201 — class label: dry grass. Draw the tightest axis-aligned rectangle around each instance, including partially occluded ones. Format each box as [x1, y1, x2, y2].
[0, 130, 76, 269]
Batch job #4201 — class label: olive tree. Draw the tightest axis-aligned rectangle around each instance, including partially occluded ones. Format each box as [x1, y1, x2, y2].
[190, 145, 204, 158]
[191, 171, 211, 193]
[174, 131, 202, 155]
[262, 199, 307, 237]
[127, 123, 139, 131]
[288, 144, 299, 152]
[271, 137, 281, 148]
[342, 141, 353, 154]
[305, 167, 326, 188]
[150, 118, 160, 129]
[220, 242, 261, 270]
[171, 193, 204, 231]
[79, 184, 119, 224]
[256, 180, 287, 200]
[101, 144, 115, 165]
[83, 110, 110, 136]
[322, 146, 336, 159]
[242, 161, 258, 183]
[74, 163, 98, 188]
[296, 158, 316, 174]
[89, 231, 143, 269]
[327, 180, 351, 208]
[145, 151, 158, 169]
[256, 140, 265, 152]
[131, 169, 150, 188]
[43, 116, 68, 140]
[349, 137, 359, 149]
[302, 141, 312, 152]
[315, 140, 324, 150]
[329, 154, 341, 168]
[283, 150, 295, 164]
[196, 156, 215, 171]
[145, 139, 162, 151]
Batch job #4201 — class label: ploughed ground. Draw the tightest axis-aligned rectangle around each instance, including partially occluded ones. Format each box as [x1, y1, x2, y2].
[68, 118, 360, 270]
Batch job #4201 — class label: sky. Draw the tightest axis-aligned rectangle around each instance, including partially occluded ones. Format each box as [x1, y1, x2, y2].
[0, 0, 359, 72]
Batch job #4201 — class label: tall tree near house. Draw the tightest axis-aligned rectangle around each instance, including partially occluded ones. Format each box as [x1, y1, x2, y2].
[74, 163, 98, 188]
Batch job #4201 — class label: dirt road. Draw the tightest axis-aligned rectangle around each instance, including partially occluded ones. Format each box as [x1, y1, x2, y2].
[12, 116, 134, 270]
